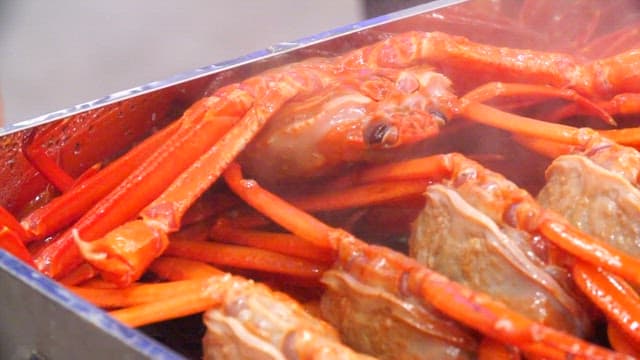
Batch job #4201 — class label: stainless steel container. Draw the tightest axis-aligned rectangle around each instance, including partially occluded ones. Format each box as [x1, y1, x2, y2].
[2, 0, 635, 358]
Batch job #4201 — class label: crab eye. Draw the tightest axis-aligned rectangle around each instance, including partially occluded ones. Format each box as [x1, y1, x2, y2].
[429, 109, 448, 124]
[364, 121, 399, 147]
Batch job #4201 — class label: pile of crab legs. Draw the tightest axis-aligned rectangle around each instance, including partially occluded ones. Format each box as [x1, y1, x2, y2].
[5, 25, 640, 358]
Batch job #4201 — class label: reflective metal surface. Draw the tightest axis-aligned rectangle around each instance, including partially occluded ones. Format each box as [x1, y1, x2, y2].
[6, 0, 640, 357]
[0, 252, 183, 360]
[0, 1, 468, 358]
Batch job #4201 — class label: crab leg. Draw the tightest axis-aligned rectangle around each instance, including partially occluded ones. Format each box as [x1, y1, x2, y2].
[536, 221, 640, 284]
[37, 58, 348, 283]
[477, 337, 521, 360]
[22, 119, 124, 196]
[110, 278, 225, 327]
[210, 218, 334, 262]
[551, 93, 640, 122]
[180, 192, 239, 226]
[70, 278, 215, 309]
[22, 123, 76, 193]
[515, 128, 640, 159]
[21, 121, 107, 194]
[345, 31, 640, 98]
[35, 30, 636, 282]
[589, 48, 640, 97]
[573, 262, 640, 347]
[343, 31, 640, 129]
[325, 152, 640, 345]
[0, 227, 34, 267]
[332, 153, 640, 284]
[72, 86, 303, 285]
[600, 126, 640, 148]
[33, 92, 252, 278]
[513, 136, 583, 159]
[148, 256, 224, 280]
[460, 102, 593, 145]
[107, 273, 374, 359]
[216, 208, 271, 229]
[165, 239, 326, 279]
[22, 119, 182, 240]
[288, 179, 428, 212]
[223, 162, 627, 359]
[608, 322, 640, 357]
[0, 206, 35, 266]
[0, 206, 32, 241]
[463, 82, 615, 125]
[58, 263, 97, 286]
[3, 86, 200, 218]
[140, 86, 297, 232]
[168, 219, 212, 242]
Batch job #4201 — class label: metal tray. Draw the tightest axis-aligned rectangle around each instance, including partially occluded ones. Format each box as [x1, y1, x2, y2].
[0, 1, 470, 358]
[5, 0, 634, 357]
